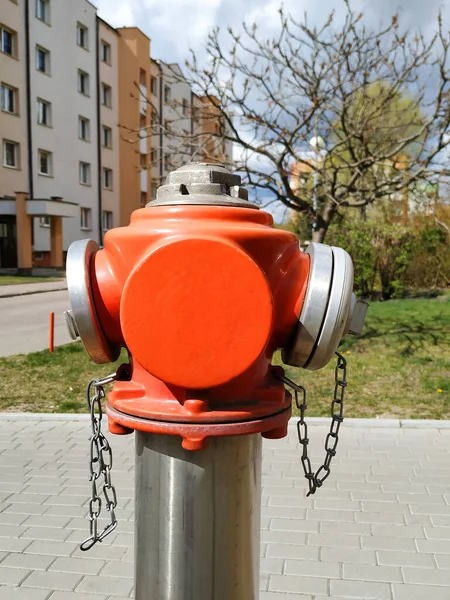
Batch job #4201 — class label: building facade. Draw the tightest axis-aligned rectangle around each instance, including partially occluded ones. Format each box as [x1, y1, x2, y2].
[116, 27, 152, 225]
[0, 0, 232, 269]
[98, 18, 120, 236]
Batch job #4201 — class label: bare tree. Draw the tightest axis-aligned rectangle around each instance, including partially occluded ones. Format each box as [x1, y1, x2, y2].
[159, 0, 450, 242]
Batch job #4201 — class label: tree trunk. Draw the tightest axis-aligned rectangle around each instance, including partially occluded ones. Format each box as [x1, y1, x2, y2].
[312, 200, 336, 244]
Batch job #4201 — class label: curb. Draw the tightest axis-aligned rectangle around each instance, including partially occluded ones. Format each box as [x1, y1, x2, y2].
[0, 286, 67, 299]
[1, 413, 450, 429]
[288, 417, 450, 429]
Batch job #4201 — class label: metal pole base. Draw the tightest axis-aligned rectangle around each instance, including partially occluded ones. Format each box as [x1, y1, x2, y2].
[135, 432, 262, 600]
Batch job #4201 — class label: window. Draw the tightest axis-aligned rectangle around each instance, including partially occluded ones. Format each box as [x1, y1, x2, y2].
[103, 168, 113, 190]
[37, 99, 51, 125]
[77, 23, 88, 49]
[150, 148, 157, 164]
[182, 98, 188, 116]
[150, 76, 157, 96]
[151, 179, 158, 200]
[101, 40, 111, 64]
[140, 154, 147, 169]
[164, 119, 171, 133]
[39, 216, 50, 228]
[102, 125, 112, 148]
[139, 69, 146, 86]
[164, 85, 171, 103]
[3, 140, 19, 168]
[1, 84, 18, 114]
[101, 83, 111, 107]
[36, 46, 50, 74]
[164, 153, 170, 170]
[79, 161, 91, 185]
[36, 0, 50, 24]
[139, 114, 146, 130]
[102, 210, 113, 231]
[80, 207, 91, 229]
[78, 116, 90, 141]
[1, 27, 16, 57]
[140, 191, 147, 207]
[38, 149, 52, 176]
[78, 70, 89, 96]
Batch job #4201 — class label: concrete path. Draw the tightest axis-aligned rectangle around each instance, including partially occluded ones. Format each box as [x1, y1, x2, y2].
[0, 290, 72, 356]
[0, 281, 67, 299]
[0, 416, 450, 599]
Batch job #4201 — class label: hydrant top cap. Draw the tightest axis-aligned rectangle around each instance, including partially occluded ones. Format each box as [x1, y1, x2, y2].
[149, 162, 259, 209]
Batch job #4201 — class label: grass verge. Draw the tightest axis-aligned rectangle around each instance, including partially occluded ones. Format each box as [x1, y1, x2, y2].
[0, 295, 449, 417]
[0, 276, 63, 286]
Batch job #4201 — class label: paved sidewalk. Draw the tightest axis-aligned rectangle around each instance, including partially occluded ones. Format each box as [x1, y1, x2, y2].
[0, 417, 450, 599]
[0, 281, 67, 299]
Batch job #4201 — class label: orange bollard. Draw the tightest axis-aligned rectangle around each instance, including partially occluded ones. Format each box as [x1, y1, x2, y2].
[49, 312, 54, 353]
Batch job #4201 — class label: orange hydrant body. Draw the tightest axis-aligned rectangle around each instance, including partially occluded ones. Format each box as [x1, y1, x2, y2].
[92, 204, 309, 449]
[66, 163, 366, 452]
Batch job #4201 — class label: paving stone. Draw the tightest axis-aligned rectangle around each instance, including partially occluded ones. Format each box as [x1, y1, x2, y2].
[343, 563, 402, 583]
[284, 558, 340, 578]
[371, 525, 425, 539]
[22, 570, 81, 591]
[0, 587, 52, 599]
[402, 567, 450, 585]
[321, 547, 377, 565]
[24, 541, 75, 557]
[268, 574, 328, 595]
[21, 527, 72, 542]
[331, 578, 392, 599]
[1, 553, 56, 570]
[377, 549, 435, 568]
[50, 557, 105, 576]
[260, 593, 313, 599]
[76, 575, 133, 597]
[307, 532, 361, 548]
[0, 566, 31, 585]
[47, 593, 107, 600]
[266, 544, 318, 561]
[361, 536, 416, 552]
[99, 560, 134, 578]
[270, 518, 319, 533]
[392, 583, 450, 600]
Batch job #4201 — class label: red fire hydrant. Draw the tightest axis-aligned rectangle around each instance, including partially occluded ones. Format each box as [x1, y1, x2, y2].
[65, 163, 366, 600]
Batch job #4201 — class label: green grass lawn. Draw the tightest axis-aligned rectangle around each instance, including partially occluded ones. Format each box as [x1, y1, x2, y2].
[0, 276, 63, 286]
[0, 294, 449, 417]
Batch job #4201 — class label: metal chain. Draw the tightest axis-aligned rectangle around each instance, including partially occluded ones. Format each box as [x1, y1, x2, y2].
[80, 372, 121, 552]
[275, 352, 347, 497]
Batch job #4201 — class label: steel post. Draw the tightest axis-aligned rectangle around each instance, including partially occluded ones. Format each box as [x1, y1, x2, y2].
[135, 431, 262, 600]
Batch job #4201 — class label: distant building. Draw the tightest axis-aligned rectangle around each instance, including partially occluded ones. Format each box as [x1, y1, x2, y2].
[192, 93, 233, 166]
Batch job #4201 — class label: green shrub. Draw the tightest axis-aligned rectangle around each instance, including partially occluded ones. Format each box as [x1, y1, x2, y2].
[327, 221, 377, 297]
[327, 221, 415, 299]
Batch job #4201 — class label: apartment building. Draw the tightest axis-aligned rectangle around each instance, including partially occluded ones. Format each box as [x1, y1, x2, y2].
[0, 0, 232, 270]
[99, 18, 120, 235]
[152, 62, 192, 193]
[31, 0, 100, 264]
[116, 27, 152, 225]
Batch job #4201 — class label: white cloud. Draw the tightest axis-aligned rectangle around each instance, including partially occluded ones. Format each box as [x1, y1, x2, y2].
[93, 0, 449, 66]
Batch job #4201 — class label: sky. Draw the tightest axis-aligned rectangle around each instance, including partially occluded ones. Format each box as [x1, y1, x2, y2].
[94, 0, 450, 66]
[93, 0, 450, 221]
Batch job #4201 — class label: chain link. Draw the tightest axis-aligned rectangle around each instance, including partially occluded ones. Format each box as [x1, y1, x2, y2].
[275, 352, 347, 497]
[80, 367, 128, 552]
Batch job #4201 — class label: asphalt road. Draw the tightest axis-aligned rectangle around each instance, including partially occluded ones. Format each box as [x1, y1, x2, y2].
[0, 290, 73, 357]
